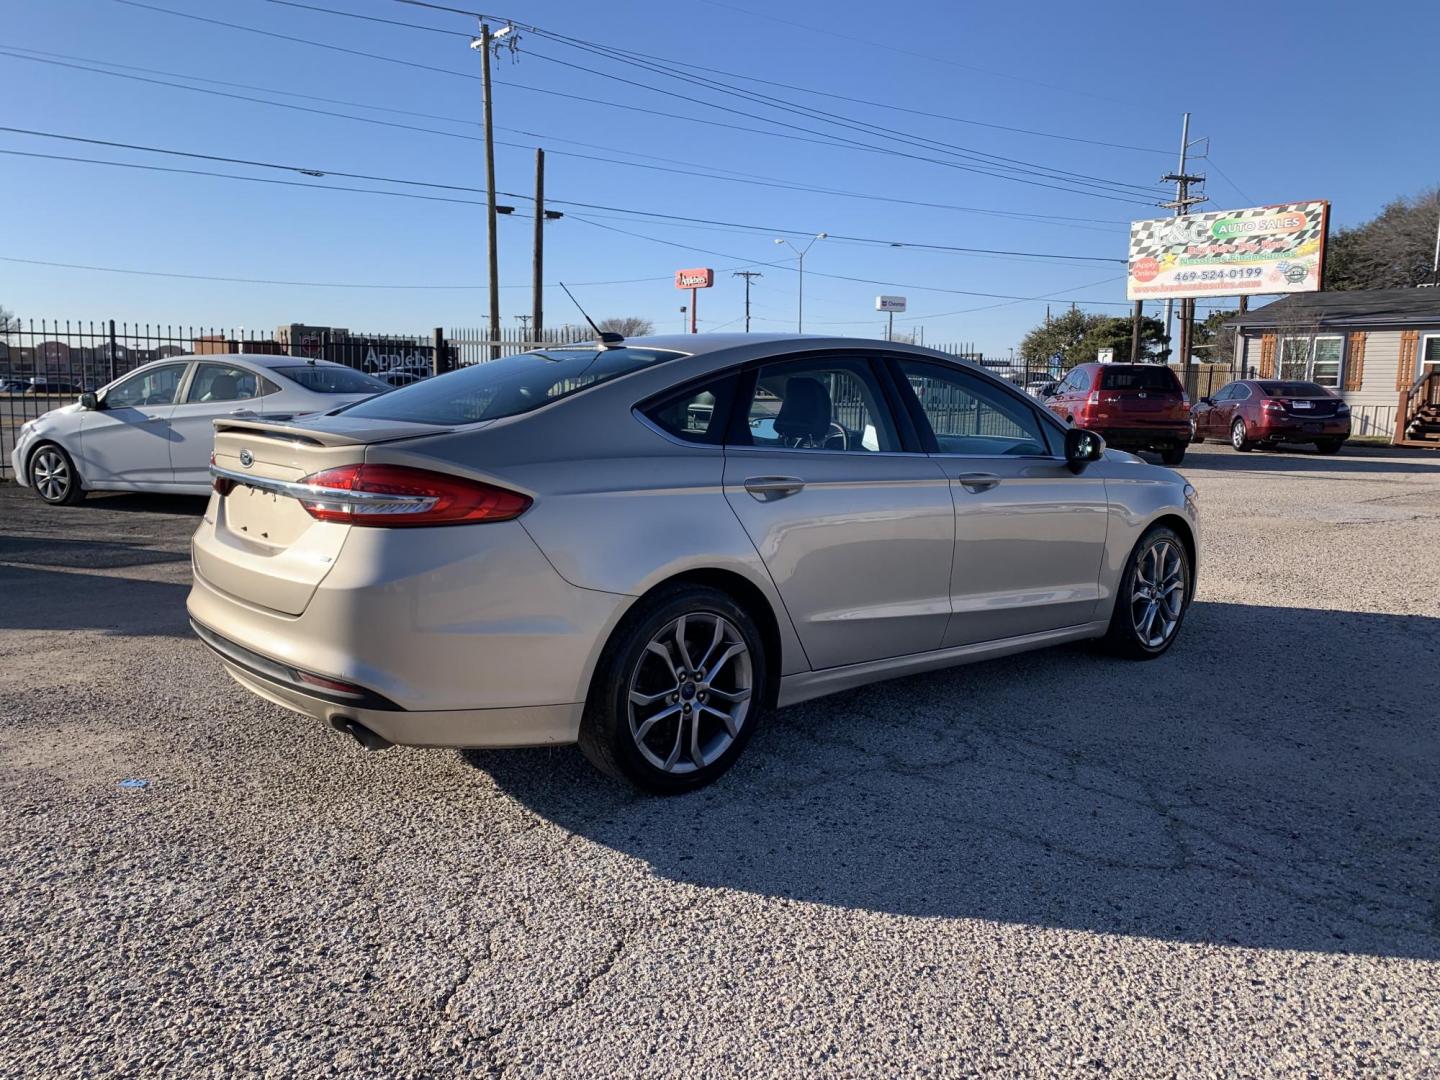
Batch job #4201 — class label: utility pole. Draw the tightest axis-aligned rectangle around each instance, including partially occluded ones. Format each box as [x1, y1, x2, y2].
[1161, 112, 1206, 378]
[471, 23, 502, 360]
[733, 271, 762, 332]
[532, 147, 544, 344]
[1129, 300, 1143, 362]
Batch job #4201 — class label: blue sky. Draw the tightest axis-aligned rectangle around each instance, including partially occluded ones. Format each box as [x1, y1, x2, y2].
[3, 0, 1436, 355]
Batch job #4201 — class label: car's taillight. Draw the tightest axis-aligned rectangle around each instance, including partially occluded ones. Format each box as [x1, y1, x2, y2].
[1261, 399, 1287, 414]
[296, 464, 531, 527]
[1087, 391, 1102, 406]
[211, 452, 235, 495]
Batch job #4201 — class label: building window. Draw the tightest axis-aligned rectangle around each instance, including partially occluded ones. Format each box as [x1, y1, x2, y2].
[1422, 334, 1440, 372]
[1279, 334, 1344, 388]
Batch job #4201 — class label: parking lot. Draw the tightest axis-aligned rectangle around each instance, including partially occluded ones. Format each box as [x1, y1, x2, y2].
[2, 442, 1439, 1077]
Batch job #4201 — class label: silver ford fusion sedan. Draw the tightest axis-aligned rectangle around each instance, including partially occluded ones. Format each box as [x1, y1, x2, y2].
[189, 334, 1198, 793]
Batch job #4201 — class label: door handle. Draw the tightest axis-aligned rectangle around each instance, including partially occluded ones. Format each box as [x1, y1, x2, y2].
[229, 408, 257, 416]
[743, 475, 805, 500]
[957, 473, 1001, 493]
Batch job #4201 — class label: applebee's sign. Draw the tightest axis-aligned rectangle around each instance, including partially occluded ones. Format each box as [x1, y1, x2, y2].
[675, 268, 714, 289]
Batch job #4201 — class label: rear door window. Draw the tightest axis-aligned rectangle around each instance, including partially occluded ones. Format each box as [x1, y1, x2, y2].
[735, 358, 900, 452]
[643, 375, 739, 444]
[185, 363, 277, 403]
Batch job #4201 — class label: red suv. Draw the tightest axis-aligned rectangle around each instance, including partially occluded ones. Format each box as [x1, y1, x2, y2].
[1189, 379, 1350, 454]
[1044, 363, 1190, 465]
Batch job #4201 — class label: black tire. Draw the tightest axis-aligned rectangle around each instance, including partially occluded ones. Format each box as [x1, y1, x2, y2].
[578, 583, 768, 794]
[1230, 418, 1254, 452]
[1160, 444, 1186, 466]
[1100, 524, 1192, 661]
[27, 442, 85, 505]
[1315, 439, 1344, 455]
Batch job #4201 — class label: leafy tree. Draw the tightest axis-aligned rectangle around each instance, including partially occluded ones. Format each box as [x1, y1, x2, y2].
[597, 316, 654, 337]
[1324, 187, 1440, 290]
[1019, 309, 1168, 369]
[1192, 309, 1238, 364]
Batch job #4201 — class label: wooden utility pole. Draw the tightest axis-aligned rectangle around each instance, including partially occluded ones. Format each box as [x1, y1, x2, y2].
[476, 23, 502, 360]
[1129, 300, 1143, 362]
[733, 271, 762, 332]
[532, 147, 544, 345]
[1161, 112, 1206, 375]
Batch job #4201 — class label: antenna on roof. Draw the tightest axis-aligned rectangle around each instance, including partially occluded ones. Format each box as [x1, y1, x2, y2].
[558, 281, 623, 348]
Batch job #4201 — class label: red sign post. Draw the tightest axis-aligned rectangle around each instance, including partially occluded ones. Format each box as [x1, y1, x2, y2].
[675, 267, 714, 334]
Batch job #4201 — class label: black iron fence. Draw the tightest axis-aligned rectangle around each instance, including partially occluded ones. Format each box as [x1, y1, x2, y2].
[0, 315, 1265, 479]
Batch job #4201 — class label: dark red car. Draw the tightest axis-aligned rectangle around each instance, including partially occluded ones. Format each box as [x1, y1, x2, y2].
[1044, 363, 1190, 465]
[1189, 379, 1351, 454]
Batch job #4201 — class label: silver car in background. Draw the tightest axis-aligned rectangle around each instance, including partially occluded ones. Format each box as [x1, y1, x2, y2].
[11, 353, 390, 503]
[189, 334, 1199, 793]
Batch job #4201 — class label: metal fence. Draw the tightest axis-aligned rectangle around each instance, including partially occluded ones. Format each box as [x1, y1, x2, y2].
[5, 314, 1391, 480]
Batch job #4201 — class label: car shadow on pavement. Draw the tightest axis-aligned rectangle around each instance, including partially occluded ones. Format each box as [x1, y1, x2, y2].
[474, 601, 1440, 959]
[72, 492, 210, 515]
[0, 536, 190, 570]
[0, 565, 192, 637]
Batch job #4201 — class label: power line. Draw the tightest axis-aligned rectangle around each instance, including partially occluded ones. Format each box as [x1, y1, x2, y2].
[0, 128, 1125, 262]
[0, 49, 1127, 231]
[0, 254, 734, 291]
[277, 0, 1163, 199]
[116, 0, 1162, 207]
[568, 215, 1134, 306]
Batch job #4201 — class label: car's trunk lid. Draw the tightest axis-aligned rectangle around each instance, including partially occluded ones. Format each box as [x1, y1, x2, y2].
[195, 416, 454, 616]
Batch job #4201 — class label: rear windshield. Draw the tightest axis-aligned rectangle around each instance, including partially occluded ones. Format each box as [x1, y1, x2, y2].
[1097, 365, 1181, 392]
[273, 365, 391, 394]
[1258, 381, 1331, 398]
[337, 346, 684, 425]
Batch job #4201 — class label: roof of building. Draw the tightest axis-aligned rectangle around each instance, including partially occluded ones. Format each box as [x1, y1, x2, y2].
[1228, 287, 1440, 330]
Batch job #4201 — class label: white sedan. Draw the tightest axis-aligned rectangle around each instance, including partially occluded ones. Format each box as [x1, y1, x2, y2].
[11, 353, 390, 504]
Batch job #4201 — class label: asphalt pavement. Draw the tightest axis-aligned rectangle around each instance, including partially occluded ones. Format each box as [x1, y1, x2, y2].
[2, 442, 1439, 1077]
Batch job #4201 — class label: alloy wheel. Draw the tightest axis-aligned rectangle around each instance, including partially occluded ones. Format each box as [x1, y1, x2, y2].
[1130, 538, 1185, 648]
[627, 612, 753, 774]
[1231, 420, 1247, 449]
[32, 448, 71, 502]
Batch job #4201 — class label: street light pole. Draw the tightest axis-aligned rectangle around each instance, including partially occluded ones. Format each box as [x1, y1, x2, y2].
[774, 233, 826, 333]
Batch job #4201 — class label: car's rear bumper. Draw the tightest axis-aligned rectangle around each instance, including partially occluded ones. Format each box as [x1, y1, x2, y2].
[214, 646, 583, 748]
[187, 510, 631, 746]
[1255, 419, 1350, 440]
[1090, 425, 1190, 448]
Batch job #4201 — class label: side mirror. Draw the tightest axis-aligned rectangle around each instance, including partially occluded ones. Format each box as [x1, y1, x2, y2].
[1199, 396, 1213, 406]
[1040, 383, 1057, 398]
[1064, 427, 1105, 474]
[79, 392, 99, 410]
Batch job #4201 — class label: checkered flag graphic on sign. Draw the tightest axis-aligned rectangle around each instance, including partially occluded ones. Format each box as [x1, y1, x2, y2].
[1129, 203, 1327, 262]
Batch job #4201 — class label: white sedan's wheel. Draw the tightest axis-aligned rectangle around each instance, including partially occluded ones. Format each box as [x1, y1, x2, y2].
[30, 444, 84, 505]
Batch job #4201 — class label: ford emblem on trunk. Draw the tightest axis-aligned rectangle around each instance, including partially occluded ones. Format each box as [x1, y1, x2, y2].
[239, 449, 254, 468]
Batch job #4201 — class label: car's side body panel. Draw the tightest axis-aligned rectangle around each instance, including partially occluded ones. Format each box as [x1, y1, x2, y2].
[722, 447, 955, 669]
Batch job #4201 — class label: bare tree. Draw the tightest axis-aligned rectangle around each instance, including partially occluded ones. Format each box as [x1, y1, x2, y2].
[597, 316, 654, 337]
[1325, 187, 1440, 290]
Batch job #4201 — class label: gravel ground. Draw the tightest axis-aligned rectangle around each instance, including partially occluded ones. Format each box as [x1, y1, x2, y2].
[2, 442, 1439, 1078]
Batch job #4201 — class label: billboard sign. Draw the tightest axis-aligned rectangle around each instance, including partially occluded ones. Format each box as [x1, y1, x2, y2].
[1126, 201, 1329, 300]
[875, 295, 907, 312]
[675, 267, 714, 289]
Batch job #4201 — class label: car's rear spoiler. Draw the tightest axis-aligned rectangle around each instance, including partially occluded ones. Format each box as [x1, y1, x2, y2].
[212, 415, 459, 447]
